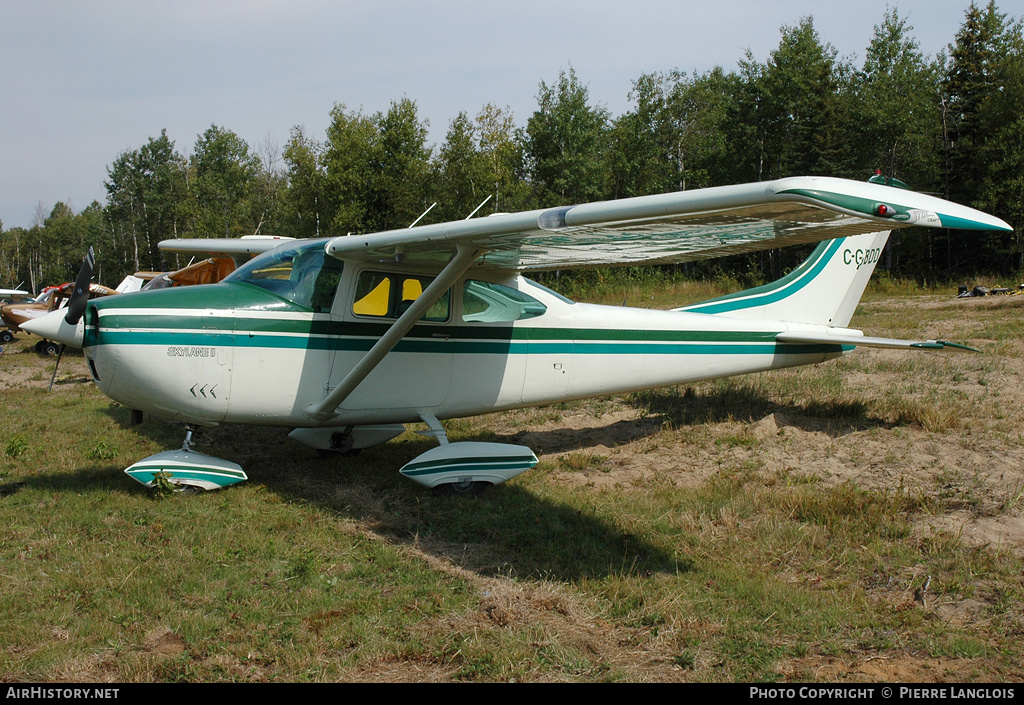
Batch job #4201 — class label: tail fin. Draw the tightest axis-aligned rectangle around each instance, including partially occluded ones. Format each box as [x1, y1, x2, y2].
[675, 230, 890, 327]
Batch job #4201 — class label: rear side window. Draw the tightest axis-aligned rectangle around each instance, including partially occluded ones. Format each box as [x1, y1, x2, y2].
[462, 281, 547, 322]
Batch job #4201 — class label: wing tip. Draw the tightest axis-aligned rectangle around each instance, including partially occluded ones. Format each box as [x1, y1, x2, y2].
[937, 215, 1014, 232]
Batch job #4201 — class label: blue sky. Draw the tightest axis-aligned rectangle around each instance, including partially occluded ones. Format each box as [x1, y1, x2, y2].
[0, 0, 994, 230]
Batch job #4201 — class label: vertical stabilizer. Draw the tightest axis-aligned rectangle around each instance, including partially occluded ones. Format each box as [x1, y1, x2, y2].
[675, 230, 890, 327]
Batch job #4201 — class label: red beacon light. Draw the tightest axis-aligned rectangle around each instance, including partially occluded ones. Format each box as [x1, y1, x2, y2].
[874, 203, 896, 217]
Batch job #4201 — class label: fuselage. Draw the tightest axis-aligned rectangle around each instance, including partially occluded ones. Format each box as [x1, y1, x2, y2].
[80, 240, 845, 429]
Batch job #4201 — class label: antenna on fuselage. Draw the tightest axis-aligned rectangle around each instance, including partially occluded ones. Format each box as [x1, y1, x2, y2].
[408, 202, 437, 228]
[464, 195, 493, 220]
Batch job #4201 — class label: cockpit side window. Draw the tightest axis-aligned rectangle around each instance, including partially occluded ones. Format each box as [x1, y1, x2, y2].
[307, 255, 345, 313]
[223, 241, 343, 312]
[352, 271, 449, 321]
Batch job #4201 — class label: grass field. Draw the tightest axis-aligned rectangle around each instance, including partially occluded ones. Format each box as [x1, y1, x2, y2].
[1, 280, 1022, 682]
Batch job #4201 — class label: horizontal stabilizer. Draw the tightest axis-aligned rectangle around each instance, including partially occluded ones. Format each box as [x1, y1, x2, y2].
[776, 331, 979, 352]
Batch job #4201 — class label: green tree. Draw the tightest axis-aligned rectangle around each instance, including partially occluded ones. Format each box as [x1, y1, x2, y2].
[764, 17, 845, 177]
[375, 98, 432, 230]
[9, 202, 109, 292]
[660, 68, 735, 190]
[475, 103, 530, 213]
[855, 8, 942, 184]
[252, 134, 287, 238]
[319, 99, 432, 234]
[104, 129, 187, 271]
[605, 72, 669, 198]
[526, 67, 611, 206]
[189, 125, 263, 239]
[0, 225, 26, 290]
[974, 23, 1024, 237]
[728, 17, 847, 181]
[320, 104, 380, 234]
[942, 1, 1021, 273]
[849, 8, 944, 276]
[943, 1, 1012, 200]
[432, 112, 489, 222]
[282, 126, 326, 238]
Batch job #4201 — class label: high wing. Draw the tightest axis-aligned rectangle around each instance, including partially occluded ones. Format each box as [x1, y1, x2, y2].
[322, 176, 1011, 270]
[157, 178, 1010, 271]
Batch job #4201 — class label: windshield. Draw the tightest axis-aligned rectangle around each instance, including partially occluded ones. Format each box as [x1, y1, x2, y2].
[224, 240, 343, 312]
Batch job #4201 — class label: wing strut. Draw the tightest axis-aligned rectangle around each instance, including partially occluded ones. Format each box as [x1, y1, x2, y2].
[304, 245, 484, 421]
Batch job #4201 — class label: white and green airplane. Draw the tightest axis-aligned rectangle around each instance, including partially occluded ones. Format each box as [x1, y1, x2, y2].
[23, 176, 1012, 494]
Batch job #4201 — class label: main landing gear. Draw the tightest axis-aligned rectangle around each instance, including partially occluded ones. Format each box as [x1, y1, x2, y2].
[397, 414, 538, 495]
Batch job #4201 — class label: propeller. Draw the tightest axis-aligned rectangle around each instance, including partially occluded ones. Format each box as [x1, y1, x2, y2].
[49, 247, 94, 391]
[65, 246, 95, 325]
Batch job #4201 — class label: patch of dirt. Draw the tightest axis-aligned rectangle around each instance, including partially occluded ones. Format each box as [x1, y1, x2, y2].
[144, 629, 187, 655]
[0, 344, 91, 389]
[484, 339, 1024, 555]
[780, 654, 1011, 682]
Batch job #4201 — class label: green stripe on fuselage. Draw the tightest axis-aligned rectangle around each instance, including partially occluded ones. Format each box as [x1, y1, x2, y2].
[89, 327, 842, 357]
[88, 282, 845, 356]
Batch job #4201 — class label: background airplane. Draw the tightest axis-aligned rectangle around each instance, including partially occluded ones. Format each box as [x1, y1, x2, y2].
[0, 288, 33, 343]
[23, 176, 1012, 494]
[1, 281, 119, 354]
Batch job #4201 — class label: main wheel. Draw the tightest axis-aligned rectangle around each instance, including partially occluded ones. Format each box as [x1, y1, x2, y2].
[41, 342, 59, 356]
[436, 480, 489, 496]
[0, 330, 13, 344]
[316, 447, 361, 458]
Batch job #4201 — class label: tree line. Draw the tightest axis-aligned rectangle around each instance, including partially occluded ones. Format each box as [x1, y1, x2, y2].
[2, 2, 1021, 292]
